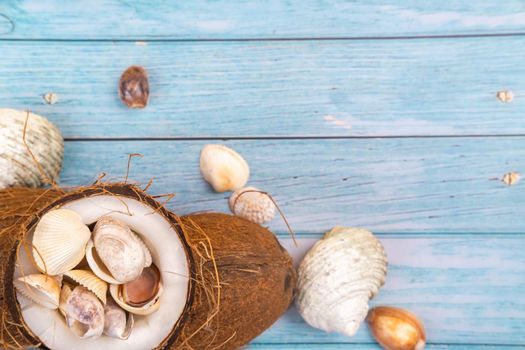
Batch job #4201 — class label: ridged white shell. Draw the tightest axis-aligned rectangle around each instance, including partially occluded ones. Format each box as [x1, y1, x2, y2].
[200, 144, 250, 192]
[104, 299, 134, 339]
[109, 283, 163, 316]
[32, 209, 91, 275]
[61, 286, 105, 339]
[92, 216, 151, 283]
[0, 108, 63, 189]
[64, 269, 108, 304]
[14, 274, 60, 309]
[229, 186, 276, 224]
[296, 227, 388, 337]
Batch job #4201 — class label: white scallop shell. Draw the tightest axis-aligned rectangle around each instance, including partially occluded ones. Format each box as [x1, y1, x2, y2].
[61, 285, 105, 339]
[14, 273, 60, 309]
[64, 269, 108, 304]
[104, 299, 134, 339]
[109, 283, 163, 316]
[92, 216, 150, 283]
[229, 186, 276, 224]
[32, 209, 91, 275]
[0, 109, 63, 189]
[295, 227, 388, 337]
[200, 144, 250, 192]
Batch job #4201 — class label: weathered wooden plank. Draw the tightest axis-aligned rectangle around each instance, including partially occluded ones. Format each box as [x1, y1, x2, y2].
[2, 38, 524, 138]
[254, 234, 525, 345]
[1, 1, 525, 39]
[248, 344, 521, 349]
[59, 138, 525, 234]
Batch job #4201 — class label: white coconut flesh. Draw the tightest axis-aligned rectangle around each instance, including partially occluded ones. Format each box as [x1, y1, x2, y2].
[14, 195, 190, 350]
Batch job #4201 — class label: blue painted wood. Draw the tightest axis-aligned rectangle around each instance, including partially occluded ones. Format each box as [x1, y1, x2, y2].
[18, 229, 521, 348]
[60, 138, 525, 234]
[248, 235, 525, 345]
[247, 345, 522, 349]
[0, 37, 524, 138]
[1, 1, 525, 39]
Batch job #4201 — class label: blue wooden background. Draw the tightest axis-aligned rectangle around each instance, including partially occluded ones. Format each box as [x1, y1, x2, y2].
[1, 1, 525, 349]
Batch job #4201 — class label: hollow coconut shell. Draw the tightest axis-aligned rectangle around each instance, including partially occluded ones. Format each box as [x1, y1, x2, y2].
[0, 183, 296, 349]
[0, 109, 63, 189]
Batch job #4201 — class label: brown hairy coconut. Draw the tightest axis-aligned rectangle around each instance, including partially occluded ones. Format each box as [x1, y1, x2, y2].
[0, 183, 295, 350]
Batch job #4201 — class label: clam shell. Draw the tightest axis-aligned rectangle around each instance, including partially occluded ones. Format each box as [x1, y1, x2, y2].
[110, 283, 162, 316]
[104, 299, 134, 339]
[295, 227, 388, 337]
[0, 108, 63, 189]
[62, 286, 104, 339]
[200, 144, 250, 192]
[14, 273, 60, 309]
[64, 269, 108, 304]
[32, 209, 91, 276]
[85, 240, 122, 285]
[229, 186, 276, 224]
[92, 216, 149, 283]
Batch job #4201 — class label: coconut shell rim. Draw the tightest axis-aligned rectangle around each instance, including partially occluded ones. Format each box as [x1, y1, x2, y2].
[5, 183, 196, 350]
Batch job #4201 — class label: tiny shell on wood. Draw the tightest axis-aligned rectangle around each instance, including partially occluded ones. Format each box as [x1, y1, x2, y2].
[118, 66, 149, 108]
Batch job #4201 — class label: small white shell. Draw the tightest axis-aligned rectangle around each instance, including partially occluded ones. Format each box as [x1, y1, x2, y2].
[61, 286, 105, 339]
[92, 216, 150, 283]
[64, 270, 108, 304]
[295, 227, 387, 337]
[229, 186, 276, 224]
[0, 108, 63, 189]
[200, 144, 250, 192]
[104, 299, 134, 339]
[32, 209, 91, 275]
[14, 273, 60, 309]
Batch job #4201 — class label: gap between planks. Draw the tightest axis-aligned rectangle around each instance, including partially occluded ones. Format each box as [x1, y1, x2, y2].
[3, 32, 525, 43]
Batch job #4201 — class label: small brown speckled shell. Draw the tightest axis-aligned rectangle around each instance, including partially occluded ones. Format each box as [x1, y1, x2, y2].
[118, 66, 149, 108]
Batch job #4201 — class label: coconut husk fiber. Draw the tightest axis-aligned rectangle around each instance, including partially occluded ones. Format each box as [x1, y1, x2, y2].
[0, 183, 296, 350]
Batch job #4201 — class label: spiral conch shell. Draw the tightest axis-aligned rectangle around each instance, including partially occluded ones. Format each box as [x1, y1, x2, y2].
[89, 216, 151, 283]
[296, 227, 387, 337]
[32, 209, 91, 276]
[200, 144, 250, 192]
[60, 285, 105, 339]
[229, 186, 276, 224]
[0, 109, 63, 189]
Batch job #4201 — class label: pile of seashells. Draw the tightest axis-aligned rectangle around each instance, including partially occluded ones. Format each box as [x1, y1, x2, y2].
[14, 209, 162, 340]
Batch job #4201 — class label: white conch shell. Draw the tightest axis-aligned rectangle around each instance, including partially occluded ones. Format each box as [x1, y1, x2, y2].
[229, 186, 276, 224]
[0, 108, 63, 189]
[104, 299, 134, 339]
[61, 286, 105, 339]
[91, 216, 151, 283]
[32, 209, 91, 275]
[14, 273, 60, 309]
[295, 227, 388, 337]
[200, 144, 250, 192]
[64, 269, 108, 304]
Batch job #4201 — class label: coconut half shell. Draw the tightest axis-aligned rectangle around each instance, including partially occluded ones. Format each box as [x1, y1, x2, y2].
[0, 184, 296, 350]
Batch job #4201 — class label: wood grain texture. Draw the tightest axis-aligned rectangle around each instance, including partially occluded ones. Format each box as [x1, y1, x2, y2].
[248, 235, 525, 345]
[1, 37, 524, 138]
[60, 138, 525, 234]
[1, 1, 525, 39]
[248, 345, 523, 349]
